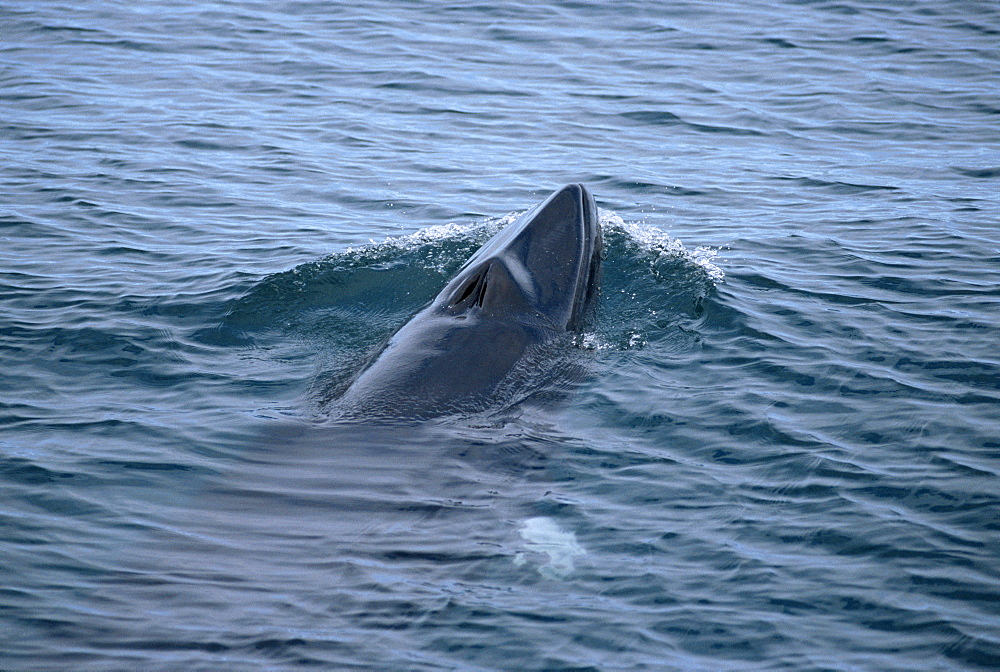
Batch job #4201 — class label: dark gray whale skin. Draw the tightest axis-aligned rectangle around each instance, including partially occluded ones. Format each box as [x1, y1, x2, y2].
[334, 184, 602, 421]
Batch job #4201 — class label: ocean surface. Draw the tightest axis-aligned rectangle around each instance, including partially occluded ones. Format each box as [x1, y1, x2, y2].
[2, 1, 999, 670]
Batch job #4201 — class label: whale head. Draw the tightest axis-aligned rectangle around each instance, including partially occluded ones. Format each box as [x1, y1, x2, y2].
[335, 184, 602, 421]
[435, 183, 601, 331]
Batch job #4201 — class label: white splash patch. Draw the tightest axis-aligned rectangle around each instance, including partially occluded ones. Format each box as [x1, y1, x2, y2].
[514, 517, 585, 579]
[599, 209, 725, 284]
[346, 212, 523, 254]
[577, 332, 601, 350]
[345, 222, 476, 253]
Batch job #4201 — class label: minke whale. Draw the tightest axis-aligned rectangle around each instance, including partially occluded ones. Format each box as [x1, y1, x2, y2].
[334, 184, 602, 421]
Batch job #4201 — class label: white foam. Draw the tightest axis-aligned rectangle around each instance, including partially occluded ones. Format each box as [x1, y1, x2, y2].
[600, 209, 725, 283]
[344, 222, 475, 254]
[516, 516, 585, 579]
[345, 212, 523, 254]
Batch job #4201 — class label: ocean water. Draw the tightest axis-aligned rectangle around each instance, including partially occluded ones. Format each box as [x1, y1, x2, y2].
[2, 0, 999, 670]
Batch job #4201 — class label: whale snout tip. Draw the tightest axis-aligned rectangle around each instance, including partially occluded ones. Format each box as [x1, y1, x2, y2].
[551, 183, 594, 210]
[533, 183, 597, 230]
[563, 182, 590, 197]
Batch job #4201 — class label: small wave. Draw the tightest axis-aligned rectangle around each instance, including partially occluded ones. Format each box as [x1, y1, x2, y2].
[346, 213, 518, 253]
[600, 209, 725, 284]
[342, 213, 520, 273]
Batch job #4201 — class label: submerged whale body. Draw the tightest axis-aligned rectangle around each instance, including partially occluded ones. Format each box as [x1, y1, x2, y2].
[335, 184, 602, 421]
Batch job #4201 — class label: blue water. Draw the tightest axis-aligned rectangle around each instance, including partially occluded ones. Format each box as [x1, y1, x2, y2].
[3, 1, 999, 669]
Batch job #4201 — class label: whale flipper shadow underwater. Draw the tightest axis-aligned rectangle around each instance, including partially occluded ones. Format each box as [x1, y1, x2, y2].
[332, 184, 603, 422]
